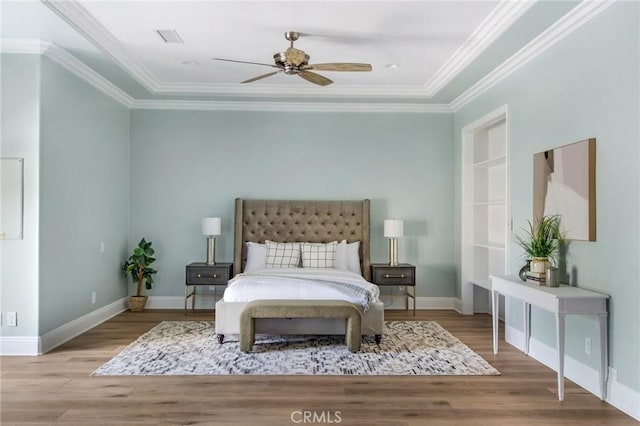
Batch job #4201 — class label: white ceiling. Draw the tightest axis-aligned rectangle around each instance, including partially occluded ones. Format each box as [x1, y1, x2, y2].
[2, 0, 606, 109]
[41, 0, 534, 99]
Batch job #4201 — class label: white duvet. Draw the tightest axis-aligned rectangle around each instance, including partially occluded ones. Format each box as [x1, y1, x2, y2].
[223, 268, 380, 309]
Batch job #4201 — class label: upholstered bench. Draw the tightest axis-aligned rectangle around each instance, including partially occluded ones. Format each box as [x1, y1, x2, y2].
[239, 300, 362, 352]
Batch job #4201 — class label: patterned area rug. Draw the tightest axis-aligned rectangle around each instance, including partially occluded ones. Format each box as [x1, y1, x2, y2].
[92, 321, 499, 376]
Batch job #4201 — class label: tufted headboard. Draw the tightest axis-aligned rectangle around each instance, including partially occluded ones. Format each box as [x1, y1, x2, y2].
[233, 198, 371, 281]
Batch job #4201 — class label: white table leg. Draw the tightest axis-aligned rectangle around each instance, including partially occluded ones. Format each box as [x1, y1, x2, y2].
[597, 313, 609, 400]
[524, 302, 531, 354]
[492, 290, 499, 355]
[556, 313, 566, 401]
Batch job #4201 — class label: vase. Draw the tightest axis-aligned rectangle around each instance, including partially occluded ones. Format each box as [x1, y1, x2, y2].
[518, 261, 530, 281]
[530, 257, 549, 274]
[546, 266, 559, 287]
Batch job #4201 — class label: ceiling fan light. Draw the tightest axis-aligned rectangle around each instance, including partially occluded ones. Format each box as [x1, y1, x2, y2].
[218, 31, 371, 86]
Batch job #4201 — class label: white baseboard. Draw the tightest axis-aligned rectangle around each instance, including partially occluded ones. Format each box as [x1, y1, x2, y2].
[453, 298, 464, 314]
[40, 297, 129, 354]
[416, 296, 456, 310]
[505, 325, 639, 421]
[147, 295, 457, 311]
[607, 368, 640, 421]
[505, 323, 526, 350]
[0, 297, 128, 356]
[147, 295, 218, 310]
[0, 336, 41, 356]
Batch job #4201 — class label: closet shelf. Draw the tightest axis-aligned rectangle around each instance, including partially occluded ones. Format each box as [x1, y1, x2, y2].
[472, 155, 506, 168]
[473, 200, 506, 206]
[472, 242, 505, 250]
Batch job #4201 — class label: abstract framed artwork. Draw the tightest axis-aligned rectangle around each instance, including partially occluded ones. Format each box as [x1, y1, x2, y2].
[0, 158, 24, 240]
[533, 138, 595, 241]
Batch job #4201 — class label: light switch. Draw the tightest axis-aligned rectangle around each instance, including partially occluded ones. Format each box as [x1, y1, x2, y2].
[7, 312, 17, 327]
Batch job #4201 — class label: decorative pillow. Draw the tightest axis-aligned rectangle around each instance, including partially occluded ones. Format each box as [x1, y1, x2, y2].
[335, 240, 362, 275]
[244, 242, 267, 272]
[301, 241, 338, 268]
[264, 241, 301, 268]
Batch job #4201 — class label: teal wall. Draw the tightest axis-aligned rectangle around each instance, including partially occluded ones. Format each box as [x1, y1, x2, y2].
[129, 110, 456, 299]
[454, 2, 639, 392]
[38, 57, 130, 334]
[1, 0, 637, 399]
[0, 55, 41, 338]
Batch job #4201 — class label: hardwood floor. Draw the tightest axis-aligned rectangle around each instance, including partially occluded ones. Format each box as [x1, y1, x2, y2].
[1, 309, 635, 425]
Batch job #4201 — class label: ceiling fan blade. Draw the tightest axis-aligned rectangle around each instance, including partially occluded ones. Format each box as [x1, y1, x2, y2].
[213, 58, 280, 69]
[298, 71, 333, 86]
[307, 63, 372, 72]
[241, 71, 282, 83]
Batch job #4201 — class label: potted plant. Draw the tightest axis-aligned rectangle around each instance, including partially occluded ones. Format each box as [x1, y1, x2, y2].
[123, 238, 157, 312]
[515, 215, 565, 276]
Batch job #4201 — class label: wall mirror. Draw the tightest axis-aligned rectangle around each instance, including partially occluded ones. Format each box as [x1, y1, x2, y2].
[533, 138, 595, 241]
[1, 158, 24, 240]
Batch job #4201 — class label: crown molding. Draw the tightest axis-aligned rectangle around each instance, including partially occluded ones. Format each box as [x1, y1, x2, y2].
[147, 0, 535, 99]
[0, 38, 49, 54]
[423, 0, 536, 97]
[41, 0, 432, 99]
[450, 0, 617, 111]
[44, 43, 135, 107]
[42, 0, 160, 92]
[36, 0, 532, 100]
[1, 1, 616, 113]
[131, 99, 452, 113]
[153, 82, 428, 99]
[0, 38, 134, 107]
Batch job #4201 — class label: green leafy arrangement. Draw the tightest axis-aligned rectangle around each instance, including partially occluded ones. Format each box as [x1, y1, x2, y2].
[515, 215, 565, 265]
[123, 238, 157, 297]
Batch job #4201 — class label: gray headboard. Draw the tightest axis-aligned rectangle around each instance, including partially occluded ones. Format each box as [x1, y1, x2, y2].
[233, 198, 371, 281]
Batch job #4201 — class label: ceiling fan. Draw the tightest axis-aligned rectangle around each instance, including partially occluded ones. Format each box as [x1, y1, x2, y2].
[213, 31, 372, 86]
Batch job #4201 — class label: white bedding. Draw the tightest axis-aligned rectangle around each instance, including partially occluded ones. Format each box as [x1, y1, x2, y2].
[223, 268, 380, 309]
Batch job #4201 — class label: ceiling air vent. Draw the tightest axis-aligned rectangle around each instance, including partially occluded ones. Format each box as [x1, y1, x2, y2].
[155, 29, 183, 44]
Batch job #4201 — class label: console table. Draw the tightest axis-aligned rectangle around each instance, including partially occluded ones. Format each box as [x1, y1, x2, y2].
[490, 275, 608, 401]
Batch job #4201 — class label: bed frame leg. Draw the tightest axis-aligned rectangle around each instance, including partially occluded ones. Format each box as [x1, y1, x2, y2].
[375, 335, 382, 344]
[217, 334, 224, 344]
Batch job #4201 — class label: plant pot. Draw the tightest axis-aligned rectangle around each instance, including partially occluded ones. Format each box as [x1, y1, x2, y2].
[129, 295, 148, 312]
[530, 257, 549, 274]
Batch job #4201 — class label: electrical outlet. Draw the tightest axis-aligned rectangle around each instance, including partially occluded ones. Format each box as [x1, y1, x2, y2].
[100, 242, 105, 253]
[91, 292, 97, 304]
[209, 286, 215, 290]
[7, 312, 17, 327]
[585, 337, 592, 355]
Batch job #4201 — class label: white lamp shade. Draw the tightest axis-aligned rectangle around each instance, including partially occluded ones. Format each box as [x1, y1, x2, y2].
[201, 217, 221, 236]
[384, 219, 404, 238]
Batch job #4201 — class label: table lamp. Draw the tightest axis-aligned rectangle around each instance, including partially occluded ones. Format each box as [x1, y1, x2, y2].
[201, 217, 221, 265]
[384, 219, 404, 266]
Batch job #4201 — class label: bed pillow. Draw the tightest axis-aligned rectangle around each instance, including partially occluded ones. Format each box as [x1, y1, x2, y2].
[264, 241, 301, 268]
[244, 242, 267, 272]
[301, 241, 338, 268]
[335, 240, 362, 275]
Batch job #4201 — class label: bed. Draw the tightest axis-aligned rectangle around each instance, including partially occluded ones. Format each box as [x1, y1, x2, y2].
[214, 198, 385, 343]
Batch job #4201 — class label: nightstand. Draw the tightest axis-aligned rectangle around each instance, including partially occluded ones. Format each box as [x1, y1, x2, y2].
[184, 262, 233, 314]
[370, 263, 416, 315]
